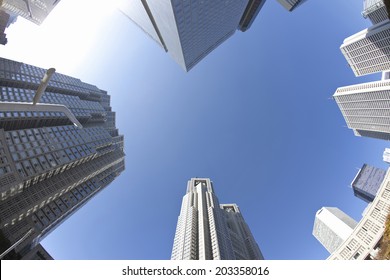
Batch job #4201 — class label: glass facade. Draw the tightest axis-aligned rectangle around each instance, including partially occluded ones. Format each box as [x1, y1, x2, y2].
[120, 0, 251, 71]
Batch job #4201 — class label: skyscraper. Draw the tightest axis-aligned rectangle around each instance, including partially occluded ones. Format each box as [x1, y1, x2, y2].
[238, 0, 267, 32]
[119, 0, 263, 71]
[0, 0, 60, 45]
[340, 19, 390, 77]
[220, 203, 264, 260]
[362, 0, 389, 24]
[276, 0, 307, 11]
[351, 164, 386, 203]
[0, 0, 61, 25]
[0, 57, 125, 259]
[328, 168, 390, 260]
[333, 79, 390, 141]
[171, 178, 263, 260]
[312, 207, 358, 254]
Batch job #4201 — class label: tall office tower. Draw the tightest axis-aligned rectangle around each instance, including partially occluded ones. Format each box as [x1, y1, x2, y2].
[351, 164, 386, 203]
[276, 0, 307, 11]
[0, 57, 125, 259]
[0, 0, 61, 25]
[362, 0, 389, 24]
[312, 207, 358, 254]
[119, 0, 261, 71]
[340, 19, 390, 77]
[171, 178, 263, 260]
[238, 0, 267, 32]
[220, 204, 264, 260]
[384, 148, 390, 163]
[333, 79, 390, 141]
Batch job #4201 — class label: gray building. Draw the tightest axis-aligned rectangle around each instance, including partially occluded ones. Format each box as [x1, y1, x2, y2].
[276, 0, 307, 11]
[333, 78, 390, 141]
[119, 0, 263, 71]
[221, 203, 264, 260]
[239, 0, 267, 32]
[313, 207, 358, 254]
[0, 57, 125, 259]
[362, 0, 389, 24]
[171, 178, 263, 260]
[351, 164, 386, 203]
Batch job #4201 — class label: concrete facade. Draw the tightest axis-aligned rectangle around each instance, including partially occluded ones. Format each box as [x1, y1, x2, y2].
[328, 168, 390, 260]
[313, 207, 358, 254]
[171, 178, 263, 260]
[333, 79, 390, 141]
[340, 19, 390, 77]
[0, 57, 125, 259]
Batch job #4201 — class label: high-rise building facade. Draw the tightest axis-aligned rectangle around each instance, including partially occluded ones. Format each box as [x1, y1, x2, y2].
[238, 0, 267, 32]
[351, 164, 386, 203]
[119, 0, 262, 71]
[384, 148, 390, 163]
[340, 19, 390, 77]
[0, 57, 125, 259]
[333, 79, 390, 141]
[312, 207, 358, 254]
[328, 168, 390, 260]
[276, 0, 307, 11]
[220, 203, 264, 260]
[362, 0, 389, 24]
[0, 0, 61, 25]
[0, 0, 60, 45]
[171, 178, 263, 260]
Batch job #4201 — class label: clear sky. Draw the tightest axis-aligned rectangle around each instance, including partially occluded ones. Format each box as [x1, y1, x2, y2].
[1, 0, 389, 260]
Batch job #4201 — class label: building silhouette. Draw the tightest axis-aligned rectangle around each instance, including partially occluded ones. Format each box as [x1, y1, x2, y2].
[0, 57, 125, 259]
[119, 0, 265, 71]
[351, 164, 386, 203]
[313, 207, 358, 254]
[333, 79, 390, 141]
[171, 178, 263, 260]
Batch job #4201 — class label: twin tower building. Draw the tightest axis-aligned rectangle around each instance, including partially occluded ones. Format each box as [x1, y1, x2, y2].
[171, 178, 263, 260]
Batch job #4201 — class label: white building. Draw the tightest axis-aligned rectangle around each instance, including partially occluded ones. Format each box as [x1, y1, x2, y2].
[384, 148, 390, 163]
[0, 0, 61, 25]
[362, 0, 389, 24]
[333, 79, 390, 141]
[313, 207, 358, 254]
[171, 178, 263, 260]
[328, 168, 390, 260]
[118, 0, 259, 71]
[340, 19, 390, 77]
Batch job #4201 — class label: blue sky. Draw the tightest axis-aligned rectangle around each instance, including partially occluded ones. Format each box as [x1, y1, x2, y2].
[2, 0, 390, 260]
